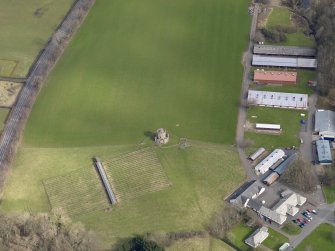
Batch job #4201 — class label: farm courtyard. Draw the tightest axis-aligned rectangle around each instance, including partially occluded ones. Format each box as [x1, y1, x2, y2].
[0, 0, 251, 247]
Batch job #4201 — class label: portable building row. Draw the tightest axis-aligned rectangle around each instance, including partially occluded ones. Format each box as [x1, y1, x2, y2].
[247, 90, 308, 109]
[255, 149, 286, 175]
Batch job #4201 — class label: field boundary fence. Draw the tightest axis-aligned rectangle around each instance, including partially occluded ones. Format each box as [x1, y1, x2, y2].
[0, 0, 96, 196]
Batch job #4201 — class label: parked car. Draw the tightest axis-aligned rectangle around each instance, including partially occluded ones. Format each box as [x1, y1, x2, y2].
[312, 209, 317, 215]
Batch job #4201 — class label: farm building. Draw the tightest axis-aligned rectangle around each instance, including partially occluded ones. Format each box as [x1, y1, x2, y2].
[316, 140, 333, 165]
[247, 90, 308, 109]
[253, 45, 316, 57]
[271, 153, 298, 175]
[314, 110, 335, 140]
[254, 149, 286, 175]
[254, 70, 297, 84]
[252, 55, 317, 69]
[249, 147, 266, 161]
[230, 181, 287, 225]
[229, 180, 266, 207]
[255, 123, 281, 131]
[263, 172, 279, 186]
[244, 227, 269, 248]
[272, 190, 306, 217]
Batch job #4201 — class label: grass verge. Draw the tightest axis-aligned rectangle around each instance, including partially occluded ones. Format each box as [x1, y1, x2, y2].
[294, 224, 335, 251]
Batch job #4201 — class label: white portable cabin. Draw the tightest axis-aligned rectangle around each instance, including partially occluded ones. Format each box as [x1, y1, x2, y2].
[256, 123, 281, 131]
[249, 147, 266, 161]
[255, 149, 286, 175]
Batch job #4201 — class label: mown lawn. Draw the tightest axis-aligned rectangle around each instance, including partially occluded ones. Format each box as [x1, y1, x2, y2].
[245, 107, 306, 149]
[226, 225, 254, 251]
[1, 143, 245, 247]
[323, 185, 335, 204]
[166, 236, 234, 251]
[295, 224, 335, 251]
[282, 222, 301, 235]
[0, 108, 9, 130]
[24, 0, 250, 147]
[262, 228, 288, 250]
[0, 0, 74, 77]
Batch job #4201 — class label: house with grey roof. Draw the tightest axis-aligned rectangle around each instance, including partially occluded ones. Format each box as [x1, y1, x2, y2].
[316, 140, 333, 165]
[314, 110, 335, 140]
[244, 227, 269, 248]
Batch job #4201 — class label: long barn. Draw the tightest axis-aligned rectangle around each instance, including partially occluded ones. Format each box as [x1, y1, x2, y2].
[252, 55, 317, 69]
[253, 45, 316, 57]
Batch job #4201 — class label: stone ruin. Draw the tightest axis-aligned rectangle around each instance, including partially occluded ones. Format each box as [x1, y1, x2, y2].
[154, 128, 169, 145]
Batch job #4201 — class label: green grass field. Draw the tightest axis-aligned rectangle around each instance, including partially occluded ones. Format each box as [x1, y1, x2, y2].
[262, 228, 288, 250]
[227, 225, 287, 251]
[226, 224, 254, 251]
[245, 107, 306, 149]
[282, 222, 301, 235]
[295, 224, 335, 251]
[0, 108, 9, 130]
[323, 185, 335, 203]
[1, 0, 251, 248]
[166, 236, 234, 251]
[0, 0, 74, 77]
[1, 143, 245, 247]
[265, 7, 315, 47]
[24, 0, 250, 147]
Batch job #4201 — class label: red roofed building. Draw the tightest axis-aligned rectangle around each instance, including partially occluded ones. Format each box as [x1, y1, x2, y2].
[254, 70, 297, 84]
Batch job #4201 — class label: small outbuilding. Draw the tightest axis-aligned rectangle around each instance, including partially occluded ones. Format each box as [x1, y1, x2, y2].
[249, 147, 266, 161]
[154, 128, 169, 145]
[244, 227, 269, 248]
[256, 123, 281, 131]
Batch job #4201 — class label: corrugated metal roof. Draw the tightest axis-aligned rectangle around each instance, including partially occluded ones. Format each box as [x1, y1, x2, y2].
[252, 55, 317, 68]
[253, 45, 316, 57]
[254, 70, 297, 83]
[248, 90, 308, 109]
[272, 153, 298, 175]
[249, 147, 266, 161]
[255, 149, 286, 174]
[314, 110, 335, 136]
[316, 140, 333, 164]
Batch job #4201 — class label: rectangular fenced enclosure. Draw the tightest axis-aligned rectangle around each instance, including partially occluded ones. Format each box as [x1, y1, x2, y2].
[43, 166, 110, 216]
[43, 147, 170, 215]
[104, 147, 170, 202]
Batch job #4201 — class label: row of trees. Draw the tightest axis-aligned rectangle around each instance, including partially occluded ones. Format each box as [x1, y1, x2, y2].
[285, 0, 335, 95]
[0, 212, 100, 251]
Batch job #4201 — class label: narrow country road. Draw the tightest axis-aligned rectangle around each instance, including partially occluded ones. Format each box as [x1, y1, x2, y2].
[236, 3, 259, 180]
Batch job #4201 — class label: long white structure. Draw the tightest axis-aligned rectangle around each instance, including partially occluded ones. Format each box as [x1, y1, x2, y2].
[256, 123, 281, 130]
[255, 149, 285, 175]
[248, 90, 308, 109]
[252, 55, 317, 68]
[249, 147, 266, 161]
